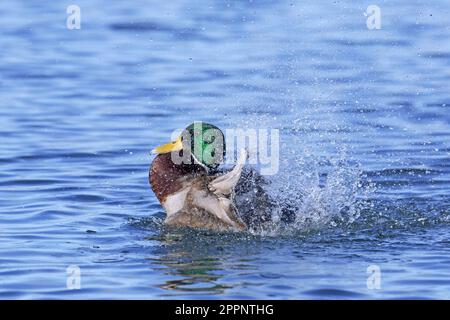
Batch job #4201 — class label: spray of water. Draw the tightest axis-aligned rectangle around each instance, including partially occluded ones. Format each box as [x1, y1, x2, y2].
[230, 114, 375, 236]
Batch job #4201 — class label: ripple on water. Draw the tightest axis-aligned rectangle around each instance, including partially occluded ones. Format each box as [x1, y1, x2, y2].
[0, 0, 449, 300]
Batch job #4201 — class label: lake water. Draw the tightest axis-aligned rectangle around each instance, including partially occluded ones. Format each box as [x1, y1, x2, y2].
[0, 0, 449, 299]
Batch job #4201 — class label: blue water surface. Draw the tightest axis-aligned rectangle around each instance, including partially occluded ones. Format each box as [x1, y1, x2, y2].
[0, 0, 449, 299]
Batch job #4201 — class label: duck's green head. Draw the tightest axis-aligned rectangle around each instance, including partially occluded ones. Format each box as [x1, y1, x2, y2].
[152, 121, 226, 169]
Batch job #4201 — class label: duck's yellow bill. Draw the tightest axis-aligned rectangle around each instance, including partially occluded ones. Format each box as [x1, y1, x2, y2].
[151, 136, 183, 154]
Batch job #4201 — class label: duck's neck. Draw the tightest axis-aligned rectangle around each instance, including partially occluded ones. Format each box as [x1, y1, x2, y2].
[149, 153, 206, 202]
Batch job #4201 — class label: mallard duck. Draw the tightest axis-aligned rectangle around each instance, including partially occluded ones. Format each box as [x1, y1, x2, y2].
[149, 122, 248, 232]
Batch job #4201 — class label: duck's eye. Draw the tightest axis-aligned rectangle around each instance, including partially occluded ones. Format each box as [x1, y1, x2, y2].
[211, 150, 215, 157]
[179, 150, 183, 157]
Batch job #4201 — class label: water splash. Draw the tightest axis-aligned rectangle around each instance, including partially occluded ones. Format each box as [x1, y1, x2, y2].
[224, 110, 376, 235]
[236, 146, 374, 236]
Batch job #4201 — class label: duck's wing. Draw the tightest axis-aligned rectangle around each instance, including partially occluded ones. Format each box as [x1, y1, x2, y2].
[180, 150, 247, 230]
[209, 149, 247, 196]
[189, 189, 246, 230]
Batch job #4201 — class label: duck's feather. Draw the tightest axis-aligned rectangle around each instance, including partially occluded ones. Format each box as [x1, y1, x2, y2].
[189, 187, 244, 229]
[163, 186, 190, 217]
[161, 149, 248, 231]
[209, 149, 247, 196]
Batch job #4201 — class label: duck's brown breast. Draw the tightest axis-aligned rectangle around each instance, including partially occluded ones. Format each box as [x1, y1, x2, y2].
[149, 153, 205, 203]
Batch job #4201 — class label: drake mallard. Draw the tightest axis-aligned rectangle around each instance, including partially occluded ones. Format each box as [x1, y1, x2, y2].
[149, 122, 248, 232]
